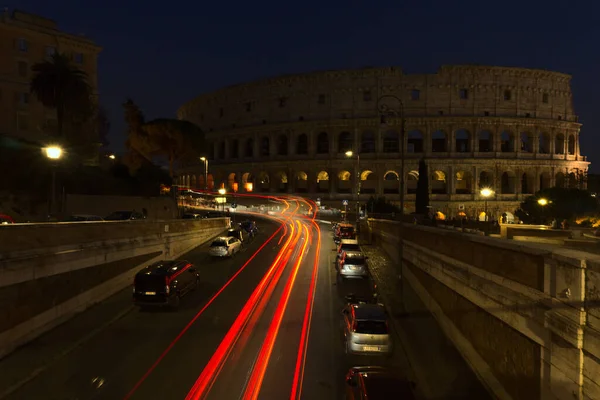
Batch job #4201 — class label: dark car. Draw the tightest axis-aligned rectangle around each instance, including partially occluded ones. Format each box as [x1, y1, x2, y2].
[345, 366, 416, 399]
[335, 223, 356, 243]
[105, 210, 146, 221]
[227, 228, 247, 243]
[337, 275, 379, 304]
[133, 260, 199, 309]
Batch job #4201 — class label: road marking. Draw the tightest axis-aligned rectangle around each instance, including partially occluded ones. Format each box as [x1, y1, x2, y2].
[0, 305, 134, 400]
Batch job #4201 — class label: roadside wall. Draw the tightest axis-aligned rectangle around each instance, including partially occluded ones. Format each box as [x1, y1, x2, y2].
[64, 194, 179, 220]
[0, 217, 228, 359]
[369, 219, 600, 400]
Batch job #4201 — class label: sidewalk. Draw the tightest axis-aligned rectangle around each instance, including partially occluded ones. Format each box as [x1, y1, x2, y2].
[360, 244, 492, 400]
[0, 288, 133, 399]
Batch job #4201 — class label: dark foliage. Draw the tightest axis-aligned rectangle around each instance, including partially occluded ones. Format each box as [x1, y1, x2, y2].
[515, 187, 598, 223]
[366, 196, 401, 213]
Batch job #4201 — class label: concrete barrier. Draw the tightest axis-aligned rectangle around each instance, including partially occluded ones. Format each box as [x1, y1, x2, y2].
[0, 217, 229, 359]
[368, 218, 600, 400]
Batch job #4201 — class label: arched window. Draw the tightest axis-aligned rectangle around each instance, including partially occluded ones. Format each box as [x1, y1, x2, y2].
[296, 134, 308, 155]
[317, 132, 329, 154]
[260, 137, 270, 157]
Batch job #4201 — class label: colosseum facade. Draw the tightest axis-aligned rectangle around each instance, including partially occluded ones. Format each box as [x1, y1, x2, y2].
[176, 65, 589, 221]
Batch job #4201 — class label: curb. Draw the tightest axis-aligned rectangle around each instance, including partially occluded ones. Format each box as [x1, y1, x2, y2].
[0, 305, 134, 399]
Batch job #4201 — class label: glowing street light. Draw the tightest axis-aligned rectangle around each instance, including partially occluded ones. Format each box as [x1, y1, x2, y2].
[44, 146, 63, 160]
[479, 187, 494, 226]
[218, 188, 226, 195]
[345, 150, 353, 157]
[538, 198, 548, 206]
[218, 187, 226, 213]
[200, 157, 209, 190]
[345, 150, 361, 225]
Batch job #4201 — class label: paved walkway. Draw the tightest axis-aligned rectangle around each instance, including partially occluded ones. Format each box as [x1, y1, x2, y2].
[360, 244, 492, 400]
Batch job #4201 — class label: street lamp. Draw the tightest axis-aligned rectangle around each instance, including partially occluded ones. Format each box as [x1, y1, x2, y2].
[538, 198, 548, 225]
[200, 157, 209, 191]
[376, 95, 405, 311]
[377, 95, 405, 216]
[108, 154, 116, 160]
[218, 187, 226, 213]
[43, 146, 63, 217]
[538, 198, 548, 206]
[480, 188, 494, 235]
[345, 150, 361, 230]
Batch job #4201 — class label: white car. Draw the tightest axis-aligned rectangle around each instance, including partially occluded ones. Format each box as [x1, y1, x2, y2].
[209, 236, 242, 257]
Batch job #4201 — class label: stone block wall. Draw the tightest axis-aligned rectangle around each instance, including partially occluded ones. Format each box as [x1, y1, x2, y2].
[369, 219, 600, 400]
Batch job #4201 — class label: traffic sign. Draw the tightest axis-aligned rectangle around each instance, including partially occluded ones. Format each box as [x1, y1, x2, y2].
[342, 200, 348, 206]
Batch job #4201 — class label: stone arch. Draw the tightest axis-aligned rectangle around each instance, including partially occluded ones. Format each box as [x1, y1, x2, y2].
[521, 171, 535, 194]
[455, 129, 470, 152]
[338, 170, 352, 193]
[431, 130, 447, 152]
[539, 171, 551, 190]
[555, 172, 565, 188]
[207, 174, 214, 190]
[568, 172, 578, 188]
[218, 142, 225, 159]
[361, 170, 377, 194]
[296, 171, 308, 192]
[568, 134, 576, 155]
[338, 131, 353, 153]
[198, 174, 205, 189]
[230, 140, 239, 158]
[242, 172, 254, 192]
[478, 130, 493, 152]
[555, 133, 565, 154]
[244, 138, 254, 158]
[383, 170, 399, 194]
[500, 131, 515, 152]
[258, 171, 270, 192]
[431, 170, 447, 194]
[479, 170, 493, 189]
[383, 131, 399, 153]
[316, 170, 329, 193]
[296, 134, 308, 155]
[274, 171, 288, 192]
[538, 132, 550, 154]
[227, 172, 238, 191]
[191, 175, 197, 189]
[361, 131, 376, 153]
[454, 170, 472, 194]
[277, 134, 288, 156]
[407, 170, 419, 194]
[520, 132, 534, 153]
[407, 130, 423, 153]
[500, 171, 516, 194]
[317, 132, 329, 154]
[260, 136, 270, 157]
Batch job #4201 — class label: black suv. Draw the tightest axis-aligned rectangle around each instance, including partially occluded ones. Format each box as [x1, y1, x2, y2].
[337, 275, 379, 304]
[133, 260, 199, 309]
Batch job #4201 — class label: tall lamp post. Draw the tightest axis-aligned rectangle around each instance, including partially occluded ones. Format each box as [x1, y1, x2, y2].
[44, 146, 63, 216]
[218, 187, 226, 213]
[377, 95, 406, 217]
[345, 150, 361, 230]
[538, 198, 548, 225]
[480, 188, 494, 235]
[376, 95, 406, 309]
[200, 157, 209, 191]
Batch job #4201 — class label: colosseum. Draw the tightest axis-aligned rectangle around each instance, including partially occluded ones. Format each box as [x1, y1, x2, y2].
[176, 65, 589, 221]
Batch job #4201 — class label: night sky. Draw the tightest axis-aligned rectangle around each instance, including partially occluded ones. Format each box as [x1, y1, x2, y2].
[14, 1, 600, 171]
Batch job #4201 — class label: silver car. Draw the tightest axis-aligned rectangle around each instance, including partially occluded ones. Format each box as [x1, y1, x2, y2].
[208, 236, 242, 257]
[337, 251, 368, 277]
[341, 303, 392, 355]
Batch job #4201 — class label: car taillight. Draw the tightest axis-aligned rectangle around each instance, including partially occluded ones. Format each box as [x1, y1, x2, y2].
[165, 285, 170, 294]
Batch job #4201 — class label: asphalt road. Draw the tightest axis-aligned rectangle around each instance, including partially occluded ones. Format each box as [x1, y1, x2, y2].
[1, 207, 491, 400]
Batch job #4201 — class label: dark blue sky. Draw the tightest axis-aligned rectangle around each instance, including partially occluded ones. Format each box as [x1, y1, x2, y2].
[15, 0, 600, 171]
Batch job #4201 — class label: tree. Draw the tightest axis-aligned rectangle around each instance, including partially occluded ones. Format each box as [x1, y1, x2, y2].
[96, 106, 110, 147]
[516, 187, 598, 223]
[415, 158, 430, 215]
[30, 53, 92, 141]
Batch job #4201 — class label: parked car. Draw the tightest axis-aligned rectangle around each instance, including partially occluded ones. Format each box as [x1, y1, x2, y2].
[341, 303, 392, 355]
[335, 223, 356, 242]
[0, 213, 15, 224]
[337, 275, 379, 304]
[226, 228, 248, 243]
[337, 239, 361, 259]
[133, 260, 199, 309]
[105, 210, 146, 221]
[337, 251, 369, 277]
[344, 366, 416, 400]
[208, 236, 242, 257]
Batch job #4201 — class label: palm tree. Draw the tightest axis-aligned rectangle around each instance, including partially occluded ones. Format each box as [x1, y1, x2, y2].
[30, 52, 92, 140]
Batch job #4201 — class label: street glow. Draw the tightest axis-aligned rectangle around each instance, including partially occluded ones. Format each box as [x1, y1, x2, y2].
[246, 183, 253, 192]
[44, 146, 63, 160]
[345, 151, 353, 157]
[480, 188, 493, 198]
[218, 188, 226, 195]
[108, 154, 116, 160]
[200, 157, 206, 161]
[538, 198, 548, 206]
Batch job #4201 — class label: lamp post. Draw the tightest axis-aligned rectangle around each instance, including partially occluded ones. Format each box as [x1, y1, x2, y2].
[376, 95, 406, 310]
[345, 150, 361, 230]
[480, 188, 494, 235]
[200, 157, 209, 191]
[538, 198, 548, 225]
[377, 95, 405, 216]
[218, 187, 226, 213]
[43, 146, 63, 217]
